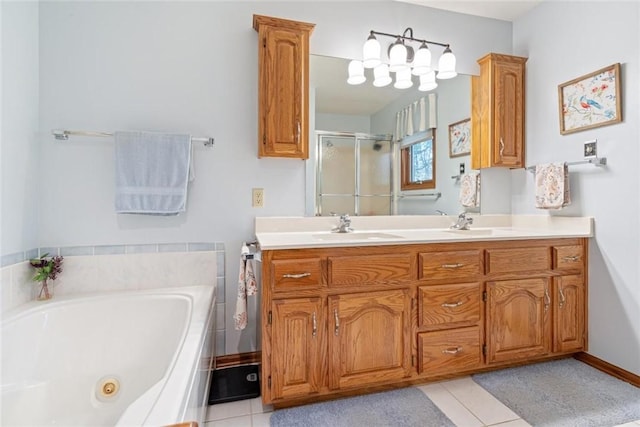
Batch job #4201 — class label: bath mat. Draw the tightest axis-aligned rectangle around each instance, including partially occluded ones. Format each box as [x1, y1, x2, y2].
[472, 358, 640, 426]
[269, 386, 454, 427]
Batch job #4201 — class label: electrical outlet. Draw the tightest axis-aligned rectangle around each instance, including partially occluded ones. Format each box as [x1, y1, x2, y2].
[584, 140, 597, 158]
[252, 188, 264, 207]
[459, 163, 465, 174]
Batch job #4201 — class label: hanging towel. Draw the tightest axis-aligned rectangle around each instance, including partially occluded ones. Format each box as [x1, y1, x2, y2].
[114, 131, 192, 215]
[459, 173, 481, 208]
[535, 162, 571, 209]
[234, 244, 258, 330]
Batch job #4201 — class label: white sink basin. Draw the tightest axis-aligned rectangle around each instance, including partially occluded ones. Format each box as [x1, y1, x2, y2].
[445, 228, 493, 236]
[312, 232, 404, 241]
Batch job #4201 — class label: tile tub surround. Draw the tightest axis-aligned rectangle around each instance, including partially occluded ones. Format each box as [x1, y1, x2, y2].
[255, 215, 594, 249]
[0, 242, 223, 315]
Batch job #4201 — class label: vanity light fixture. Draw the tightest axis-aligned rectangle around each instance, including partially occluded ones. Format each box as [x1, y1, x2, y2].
[348, 27, 457, 90]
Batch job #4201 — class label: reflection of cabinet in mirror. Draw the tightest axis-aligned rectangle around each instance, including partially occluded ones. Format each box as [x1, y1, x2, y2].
[253, 15, 315, 159]
[316, 132, 393, 216]
[471, 53, 527, 169]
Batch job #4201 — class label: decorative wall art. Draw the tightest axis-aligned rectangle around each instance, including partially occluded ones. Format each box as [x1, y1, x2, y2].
[448, 118, 471, 157]
[558, 63, 622, 135]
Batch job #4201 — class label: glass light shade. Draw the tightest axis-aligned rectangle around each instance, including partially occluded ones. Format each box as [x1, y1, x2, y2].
[389, 40, 409, 72]
[411, 43, 432, 76]
[418, 71, 438, 91]
[437, 47, 457, 79]
[373, 64, 392, 87]
[347, 60, 366, 85]
[362, 34, 381, 69]
[394, 67, 413, 89]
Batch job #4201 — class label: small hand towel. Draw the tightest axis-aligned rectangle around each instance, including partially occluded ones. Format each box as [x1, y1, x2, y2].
[535, 162, 570, 209]
[114, 131, 192, 215]
[459, 173, 481, 208]
[233, 244, 258, 330]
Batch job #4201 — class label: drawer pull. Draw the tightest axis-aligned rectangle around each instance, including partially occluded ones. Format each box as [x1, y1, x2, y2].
[334, 309, 340, 336]
[312, 312, 317, 337]
[441, 347, 463, 355]
[544, 286, 551, 312]
[441, 301, 463, 308]
[441, 263, 464, 269]
[282, 272, 311, 279]
[558, 286, 566, 308]
[562, 255, 580, 262]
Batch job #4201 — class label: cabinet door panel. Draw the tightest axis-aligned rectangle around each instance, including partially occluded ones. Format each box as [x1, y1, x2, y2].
[493, 60, 524, 167]
[328, 290, 411, 390]
[271, 297, 323, 400]
[419, 250, 483, 281]
[418, 326, 482, 375]
[554, 275, 585, 352]
[329, 253, 415, 286]
[487, 278, 551, 363]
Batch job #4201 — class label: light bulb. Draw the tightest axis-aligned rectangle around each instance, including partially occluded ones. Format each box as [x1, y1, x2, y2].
[389, 39, 409, 73]
[437, 47, 457, 79]
[394, 67, 413, 89]
[347, 60, 366, 85]
[373, 64, 392, 87]
[412, 42, 432, 76]
[362, 33, 381, 69]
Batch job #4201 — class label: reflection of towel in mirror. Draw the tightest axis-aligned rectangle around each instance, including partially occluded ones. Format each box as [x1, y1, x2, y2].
[459, 173, 480, 208]
[234, 249, 257, 330]
[535, 163, 570, 209]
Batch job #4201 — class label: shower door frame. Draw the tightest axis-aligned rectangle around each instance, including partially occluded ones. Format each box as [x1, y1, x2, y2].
[315, 131, 395, 216]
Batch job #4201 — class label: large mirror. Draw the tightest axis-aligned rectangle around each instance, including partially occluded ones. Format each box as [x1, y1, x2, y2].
[306, 55, 477, 217]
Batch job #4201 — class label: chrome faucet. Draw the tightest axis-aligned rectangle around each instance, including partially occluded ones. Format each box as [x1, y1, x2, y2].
[332, 214, 353, 233]
[450, 212, 473, 230]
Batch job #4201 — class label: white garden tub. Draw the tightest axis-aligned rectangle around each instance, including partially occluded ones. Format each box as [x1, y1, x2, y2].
[1, 285, 216, 426]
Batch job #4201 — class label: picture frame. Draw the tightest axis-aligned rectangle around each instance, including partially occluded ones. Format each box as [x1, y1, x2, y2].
[448, 118, 471, 157]
[558, 63, 622, 135]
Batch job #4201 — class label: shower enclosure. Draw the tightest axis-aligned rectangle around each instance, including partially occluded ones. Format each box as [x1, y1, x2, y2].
[315, 131, 394, 216]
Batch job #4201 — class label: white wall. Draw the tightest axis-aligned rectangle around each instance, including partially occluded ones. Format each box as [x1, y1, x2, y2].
[512, 1, 640, 375]
[32, 1, 511, 355]
[1, 1, 40, 257]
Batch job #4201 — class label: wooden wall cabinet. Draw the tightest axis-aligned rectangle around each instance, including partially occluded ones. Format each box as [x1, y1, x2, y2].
[253, 15, 315, 159]
[260, 238, 587, 407]
[471, 53, 528, 169]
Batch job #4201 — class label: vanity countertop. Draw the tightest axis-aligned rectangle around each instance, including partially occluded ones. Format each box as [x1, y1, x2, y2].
[255, 215, 594, 250]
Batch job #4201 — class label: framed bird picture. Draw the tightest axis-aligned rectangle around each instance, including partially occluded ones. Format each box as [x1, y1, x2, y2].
[558, 63, 622, 135]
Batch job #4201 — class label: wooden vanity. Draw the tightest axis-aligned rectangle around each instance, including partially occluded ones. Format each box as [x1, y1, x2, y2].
[256, 217, 590, 407]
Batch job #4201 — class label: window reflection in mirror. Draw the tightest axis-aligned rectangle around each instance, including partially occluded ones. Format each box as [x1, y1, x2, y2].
[401, 134, 435, 191]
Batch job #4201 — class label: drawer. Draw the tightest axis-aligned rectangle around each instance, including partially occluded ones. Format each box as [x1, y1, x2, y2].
[418, 326, 482, 375]
[486, 246, 550, 274]
[553, 245, 584, 270]
[419, 283, 481, 327]
[419, 250, 482, 281]
[271, 258, 323, 290]
[328, 253, 415, 286]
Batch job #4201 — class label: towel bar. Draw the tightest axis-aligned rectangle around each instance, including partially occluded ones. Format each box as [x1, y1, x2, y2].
[52, 129, 215, 147]
[525, 157, 607, 173]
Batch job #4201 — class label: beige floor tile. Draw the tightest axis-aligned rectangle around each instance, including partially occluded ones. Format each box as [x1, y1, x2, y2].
[249, 396, 273, 414]
[205, 415, 252, 427]
[488, 419, 532, 427]
[206, 399, 252, 421]
[614, 422, 640, 427]
[440, 377, 520, 425]
[417, 383, 484, 427]
[252, 412, 272, 427]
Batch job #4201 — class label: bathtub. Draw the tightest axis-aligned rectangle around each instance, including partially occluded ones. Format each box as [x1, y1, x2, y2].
[1, 285, 216, 426]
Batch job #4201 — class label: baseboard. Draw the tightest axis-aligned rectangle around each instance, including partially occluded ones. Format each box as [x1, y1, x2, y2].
[214, 351, 262, 369]
[574, 352, 640, 387]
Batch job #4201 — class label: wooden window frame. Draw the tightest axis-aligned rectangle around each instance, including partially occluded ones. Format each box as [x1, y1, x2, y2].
[400, 134, 436, 191]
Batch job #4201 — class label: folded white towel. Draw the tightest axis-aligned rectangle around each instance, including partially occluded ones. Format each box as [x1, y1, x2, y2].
[535, 162, 570, 209]
[114, 131, 192, 215]
[459, 173, 480, 208]
[234, 244, 258, 331]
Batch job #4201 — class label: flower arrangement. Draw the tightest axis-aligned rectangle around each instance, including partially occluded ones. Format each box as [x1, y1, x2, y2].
[29, 253, 64, 300]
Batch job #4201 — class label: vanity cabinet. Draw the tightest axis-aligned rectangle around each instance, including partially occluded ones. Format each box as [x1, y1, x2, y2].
[253, 15, 315, 159]
[471, 53, 527, 169]
[260, 238, 587, 407]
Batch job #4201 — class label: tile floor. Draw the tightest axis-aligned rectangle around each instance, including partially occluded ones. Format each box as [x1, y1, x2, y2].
[205, 375, 640, 427]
